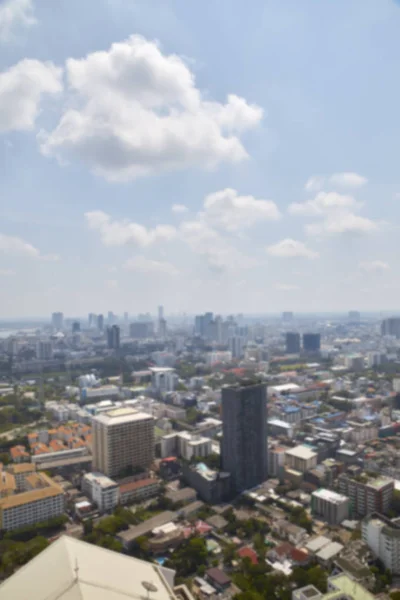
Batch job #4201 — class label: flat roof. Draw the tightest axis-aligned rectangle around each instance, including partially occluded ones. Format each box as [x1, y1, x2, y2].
[94, 407, 153, 426]
[118, 511, 178, 543]
[268, 419, 292, 428]
[316, 541, 343, 561]
[285, 445, 317, 460]
[323, 574, 374, 600]
[312, 488, 349, 504]
[84, 472, 117, 488]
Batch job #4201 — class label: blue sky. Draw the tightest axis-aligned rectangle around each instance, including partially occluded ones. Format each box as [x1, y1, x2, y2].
[1, 0, 400, 318]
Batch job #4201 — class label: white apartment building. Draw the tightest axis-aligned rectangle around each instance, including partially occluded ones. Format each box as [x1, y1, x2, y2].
[81, 385, 120, 403]
[205, 351, 232, 366]
[285, 445, 318, 473]
[362, 513, 400, 574]
[36, 340, 53, 360]
[268, 446, 287, 477]
[160, 432, 212, 461]
[149, 368, 176, 393]
[311, 488, 350, 525]
[0, 472, 65, 531]
[92, 407, 154, 478]
[82, 472, 119, 512]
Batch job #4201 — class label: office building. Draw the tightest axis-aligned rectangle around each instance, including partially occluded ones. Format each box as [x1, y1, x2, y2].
[88, 313, 96, 328]
[107, 325, 120, 350]
[161, 431, 212, 461]
[97, 314, 104, 331]
[82, 472, 119, 512]
[221, 381, 268, 494]
[381, 317, 400, 338]
[92, 407, 154, 478]
[362, 513, 400, 574]
[338, 474, 394, 518]
[0, 468, 64, 531]
[285, 332, 301, 354]
[36, 340, 53, 360]
[71, 321, 80, 333]
[229, 335, 245, 359]
[51, 312, 63, 331]
[130, 321, 154, 339]
[285, 445, 318, 473]
[194, 312, 214, 338]
[107, 311, 116, 325]
[311, 488, 350, 525]
[302, 333, 321, 352]
[0, 536, 181, 600]
[158, 318, 167, 339]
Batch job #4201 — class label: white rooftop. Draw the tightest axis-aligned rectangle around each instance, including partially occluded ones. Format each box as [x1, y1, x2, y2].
[0, 535, 177, 600]
[312, 488, 349, 504]
[268, 419, 292, 428]
[271, 383, 301, 393]
[285, 445, 317, 460]
[93, 407, 153, 426]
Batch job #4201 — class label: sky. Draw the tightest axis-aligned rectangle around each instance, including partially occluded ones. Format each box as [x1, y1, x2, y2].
[1, 0, 400, 318]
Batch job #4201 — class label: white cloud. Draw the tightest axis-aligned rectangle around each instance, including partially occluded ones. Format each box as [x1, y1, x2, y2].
[0, 268, 14, 276]
[0, 233, 55, 260]
[266, 238, 318, 259]
[304, 176, 324, 192]
[274, 282, 299, 291]
[0, 59, 63, 133]
[289, 192, 358, 216]
[124, 256, 179, 276]
[40, 35, 263, 181]
[0, 0, 36, 42]
[85, 210, 176, 247]
[359, 260, 390, 273]
[171, 204, 188, 214]
[329, 172, 368, 189]
[202, 188, 280, 231]
[306, 213, 378, 237]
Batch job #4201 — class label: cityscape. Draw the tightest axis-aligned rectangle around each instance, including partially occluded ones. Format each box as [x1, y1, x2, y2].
[2, 0, 400, 599]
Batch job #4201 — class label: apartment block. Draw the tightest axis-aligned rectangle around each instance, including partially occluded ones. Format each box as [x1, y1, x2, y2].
[338, 474, 394, 518]
[92, 407, 154, 478]
[362, 512, 400, 574]
[82, 472, 119, 512]
[285, 445, 318, 473]
[311, 488, 350, 525]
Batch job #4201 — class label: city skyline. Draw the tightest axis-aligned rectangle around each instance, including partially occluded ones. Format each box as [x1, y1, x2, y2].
[1, 0, 400, 317]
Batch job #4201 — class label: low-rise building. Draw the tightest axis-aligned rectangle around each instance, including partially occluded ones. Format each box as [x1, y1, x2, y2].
[119, 477, 161, 505]
[165, 487, 197, 506]
[82, 472, 119, 512]
[285, 446, 318, 473]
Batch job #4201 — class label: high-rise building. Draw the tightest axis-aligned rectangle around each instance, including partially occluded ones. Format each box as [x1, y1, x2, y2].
[88, 313, 96, 328]
[107, 311, 116, 325]
[362, 513, 400, 574]
[107, 325, 120, 350]
[229, 335, 245, 359]
[51, 312, 63, 331]
[72, 321, 80, 333]
[158, 318, 167, 338]
[130, 321, 154, 339]
[285, 332, 301, 354]
[36, 340, 53, 360]
[302, 333, 321, 352]
[338, 474, 394, 518]
[348, 311, 361, 323]
[311, 489, 350, 525]
[282, 311, 293, 322]
[221, 382, 268, 494]
[381, 317, 400, 338]
[92, 407, 154, 477]
[97, 314, 104, 331]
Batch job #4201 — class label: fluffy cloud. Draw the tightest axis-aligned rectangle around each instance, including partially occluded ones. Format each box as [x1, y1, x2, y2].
[85, 210, 176, 247]
[202, 188, 280, 231]
[0, 233, 57, 260]
[0, 0, 36, 42]
[40, 35, 263, 181]
[266, 238, 318, 259]
[304, 176, 324, 192]
[289, 192, 358, 216]
[359, 260, 390, 273]
[171, 204, 188, 214]
[124, 256, 179, 276]
[274, 282, 299, 291]
[306, 213, 378, 237]
[0, 59, 62, 132]
[329, 172, 368, 188]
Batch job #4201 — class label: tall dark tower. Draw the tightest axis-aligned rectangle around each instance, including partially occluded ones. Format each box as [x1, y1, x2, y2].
[221, 381, 268, 494]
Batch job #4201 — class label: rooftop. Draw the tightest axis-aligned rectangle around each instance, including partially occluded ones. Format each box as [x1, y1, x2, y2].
[0, 473, 63, 510]
[0, 535, 178, 600]
[94, 407, 153, 426]
[312, 488, 349, 504]
[285, 445, 317, 460]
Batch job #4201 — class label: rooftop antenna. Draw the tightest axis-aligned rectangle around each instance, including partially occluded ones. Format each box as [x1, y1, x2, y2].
[74, 558, 79, 581]
[142, 581, 158, 600]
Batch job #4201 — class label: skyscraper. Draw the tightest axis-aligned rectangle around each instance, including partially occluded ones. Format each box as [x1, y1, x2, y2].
[381, 317, 400, 338]
[72, 321, 80, 333]
[51, 312, 63, 331]
[285, 332, 300, 354]
[97, 314, 104, 331]
[221, 381, 268, 494]
[92, 407, 154, 477]
[302, 333, 321, 352]
[107, 325, 120, 350]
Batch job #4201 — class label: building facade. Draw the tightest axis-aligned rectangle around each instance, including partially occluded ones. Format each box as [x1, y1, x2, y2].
[221, 382, 268, 494]
[285, 332, 301, 354]
[82, 472, 119, 512]
[92, 407, 154, 478]
[362, 512, 400, 574]
[311, 488, 350, 525]
[338, 475, 394, 518]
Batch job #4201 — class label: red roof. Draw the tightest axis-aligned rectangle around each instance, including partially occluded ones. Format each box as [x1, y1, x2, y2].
[119, 478, 158, 494]
[161, 457, 178, 463]
[238, 546, 258, 565]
